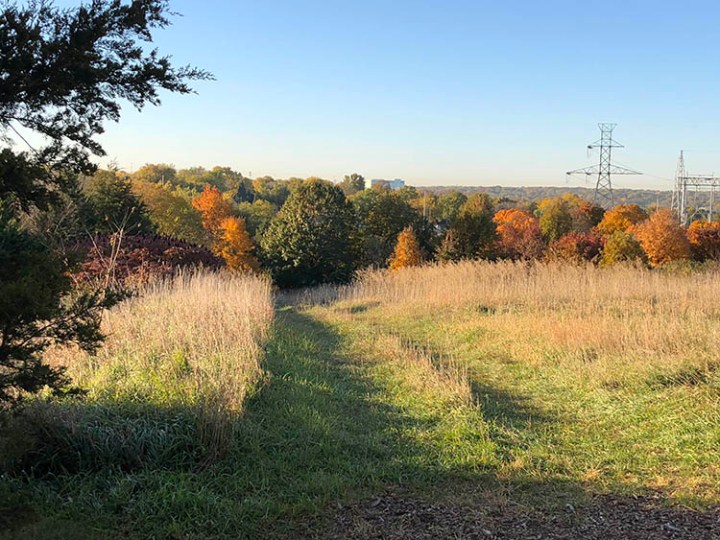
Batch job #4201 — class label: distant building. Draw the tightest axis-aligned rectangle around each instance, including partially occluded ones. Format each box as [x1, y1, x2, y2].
[368, 178, 405, 190]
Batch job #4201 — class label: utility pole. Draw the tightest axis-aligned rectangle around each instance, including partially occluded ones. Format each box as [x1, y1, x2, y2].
[566, 123, 641, 207]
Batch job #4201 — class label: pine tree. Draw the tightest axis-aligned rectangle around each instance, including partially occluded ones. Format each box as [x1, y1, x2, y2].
[389, 227, 424, 271]
[436, 229, 462, 263]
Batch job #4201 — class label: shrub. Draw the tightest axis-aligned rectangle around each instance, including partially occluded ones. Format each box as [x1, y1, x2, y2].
[73, 233, 223, 286]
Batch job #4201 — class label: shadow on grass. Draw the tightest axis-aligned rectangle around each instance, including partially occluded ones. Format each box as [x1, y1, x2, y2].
[230, 309, 582, 537]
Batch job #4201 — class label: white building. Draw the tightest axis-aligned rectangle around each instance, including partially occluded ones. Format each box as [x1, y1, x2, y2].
[368, 178, 405, 190]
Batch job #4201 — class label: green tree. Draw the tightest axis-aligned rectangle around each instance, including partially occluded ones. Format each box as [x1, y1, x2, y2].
[451, 193, 497, 259]
[237, 199, 277, 240]
[132, 163, 177, 185]
[339, 173, 365, 196]
[85, 170, 153, 234]
[436, 191, 468, 226]
[0, 0, 209, 406]
[132, 180, 210, 246]
[353, 187, 434, 267]
[0, 209, 113, 407]
[537, 197, 573, 242]
[260, 179, 356, 287]
[600, 231, 647, 267]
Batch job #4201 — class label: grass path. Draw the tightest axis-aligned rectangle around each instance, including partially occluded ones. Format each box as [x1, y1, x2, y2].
[4, 301, 720, 539]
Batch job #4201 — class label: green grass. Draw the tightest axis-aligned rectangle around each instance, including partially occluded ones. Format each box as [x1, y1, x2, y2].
[2, 308, 496, 539]
[338, 302, 720, 506]
[3, 289, 720, 538]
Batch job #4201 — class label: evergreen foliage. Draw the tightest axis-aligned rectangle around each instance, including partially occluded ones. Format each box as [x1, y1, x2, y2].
[260, 179, 356, 287]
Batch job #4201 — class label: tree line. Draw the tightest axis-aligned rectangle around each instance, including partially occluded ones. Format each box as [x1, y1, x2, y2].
[74, 164, 720, 287]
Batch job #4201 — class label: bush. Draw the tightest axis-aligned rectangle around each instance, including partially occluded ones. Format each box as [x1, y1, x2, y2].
[73, 233, 223, 286]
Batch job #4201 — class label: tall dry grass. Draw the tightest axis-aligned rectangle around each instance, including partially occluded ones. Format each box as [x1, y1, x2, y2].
[319, 261, 720, 386]
[43, 271, 274, 463]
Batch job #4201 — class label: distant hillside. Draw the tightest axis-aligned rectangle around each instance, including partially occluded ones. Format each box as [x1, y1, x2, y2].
[423, 185, 673, 209]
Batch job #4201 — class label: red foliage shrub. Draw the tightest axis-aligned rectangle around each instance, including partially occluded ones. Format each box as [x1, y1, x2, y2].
[73, 233, 224, 286]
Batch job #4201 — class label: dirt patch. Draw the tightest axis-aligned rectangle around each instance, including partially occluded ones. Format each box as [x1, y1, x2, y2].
[298, 491, 720, 540]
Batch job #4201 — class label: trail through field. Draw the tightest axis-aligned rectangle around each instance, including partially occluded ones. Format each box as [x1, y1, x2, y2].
[253, 306, 720, 539]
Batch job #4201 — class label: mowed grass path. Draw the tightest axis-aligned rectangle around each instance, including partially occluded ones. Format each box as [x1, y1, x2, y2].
[5, 286, 720, 539]
[2, 307, 493, 539]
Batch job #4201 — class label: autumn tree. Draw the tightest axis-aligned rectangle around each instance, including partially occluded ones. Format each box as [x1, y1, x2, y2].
[600, 231, 647, 267]
[215, 217, 259, 273]
[597, 204, 649, 236]
[389, 227, 424, 271]
[687, 220, 720, 261]
[493, 208, 545, 260]
[547, 232, 604, 263]
[353, 187, 433, 267]
[632, 209, 691, 266]
[561, 194, 604, 233]
[261, 179, 356, 287]
[192, 185, 234, 234]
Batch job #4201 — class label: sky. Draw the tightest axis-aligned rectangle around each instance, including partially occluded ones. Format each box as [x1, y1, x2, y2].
[50, 1, 720, 189]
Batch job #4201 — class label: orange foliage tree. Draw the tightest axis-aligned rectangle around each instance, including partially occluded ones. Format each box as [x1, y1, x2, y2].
[389, 227, 424, 271]
[631, 209, 691, 266]
[687, 220, 720, 261]
[547, 231, 604, 263]
[215, 217, 259, 273]
[493, 209, 545, 260]
[191, 185, 234, 234]
[597, 204, 648, 236]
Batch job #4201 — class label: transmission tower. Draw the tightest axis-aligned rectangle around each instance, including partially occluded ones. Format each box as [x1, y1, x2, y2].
[671, 150, 720, 226]
[566, 123, 641, 207]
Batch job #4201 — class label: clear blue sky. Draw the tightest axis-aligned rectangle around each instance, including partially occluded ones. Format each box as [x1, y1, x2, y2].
[70, 1, 720, 189]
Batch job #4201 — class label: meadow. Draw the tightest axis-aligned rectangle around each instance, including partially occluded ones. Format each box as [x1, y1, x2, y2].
[2, 262, 720, 538]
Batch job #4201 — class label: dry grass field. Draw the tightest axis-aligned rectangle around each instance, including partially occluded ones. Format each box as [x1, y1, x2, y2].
[4, 262, 720, 539]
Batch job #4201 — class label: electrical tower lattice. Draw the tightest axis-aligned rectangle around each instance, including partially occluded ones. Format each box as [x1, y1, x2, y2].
[671, 151, 720, 226]
[566, 123, 641, 207]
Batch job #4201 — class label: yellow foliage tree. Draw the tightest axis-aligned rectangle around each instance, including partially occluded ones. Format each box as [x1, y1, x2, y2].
[389, 227, 423, 271]
[215, 217, 259, 273]
[597, 204, 648, 236]
[191, 185, 234, 234]
[631, 209, 691, 266]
